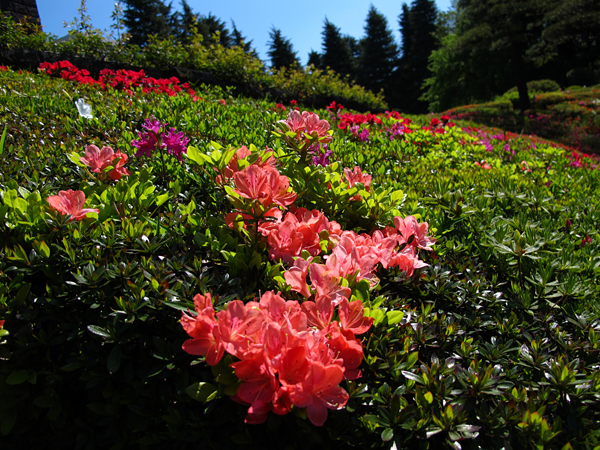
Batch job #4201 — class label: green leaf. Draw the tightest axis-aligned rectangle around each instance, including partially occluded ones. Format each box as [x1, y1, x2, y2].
[87, 325, 111, 339]
[387, 310, 404, 325]
[185, 145, 209, 166]
[67, 151, 83, 166]
[381, 427, 394, 441]
[155, 193, 169, 207]
[185, 382, 218, 402]
[0, 414, 17, 436]
[107, 345, 121, 374]
[6, 369, 29, 385]
[0, 124, 7, 156]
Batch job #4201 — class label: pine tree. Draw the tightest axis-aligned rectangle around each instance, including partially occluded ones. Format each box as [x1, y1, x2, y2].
[358, 6, 398, 95]
[267, 27, 300, 70]
[176, 0, 198, 45]
[196, 13, 231, 47]
[122, 0, 174, 47]
[395, 0, 438, 112]
[321, 18, 356, 79]
[231, 20, 255, 55]
[307, 50, 322, 69]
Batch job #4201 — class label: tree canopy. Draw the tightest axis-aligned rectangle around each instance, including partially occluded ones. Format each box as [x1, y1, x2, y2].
[267, 27, 300, 71]
[358, 6, 398, 95]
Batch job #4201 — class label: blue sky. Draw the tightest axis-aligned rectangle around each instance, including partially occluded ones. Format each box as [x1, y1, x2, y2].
[37, 0, 453, 66]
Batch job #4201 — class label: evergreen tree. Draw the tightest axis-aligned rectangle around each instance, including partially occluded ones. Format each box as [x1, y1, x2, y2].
[196, 13, 231, 47]
[122, 0, 174, 47]
[231, 20, 256, 55]
[176, 0, 198, 45]
[321, 18, 355, 79]
[307, 50, 322, 69]
[358, 6, 398, 95]
[395, 0, 438, 112]
[267, 27, 300, 70]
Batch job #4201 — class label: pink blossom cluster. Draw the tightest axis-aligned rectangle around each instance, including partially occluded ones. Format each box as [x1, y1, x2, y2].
[80, 144, 130, 181]
[46, 190, 99, 221]
[343, 166, 372, 201]
[215, 145, 276, 186]
[278, 110, 333, 145]
[181, 290, 372, 426]
[257, 208, 342, 264]
[283, 215, 435, 299]
[131, 118, 190, 161]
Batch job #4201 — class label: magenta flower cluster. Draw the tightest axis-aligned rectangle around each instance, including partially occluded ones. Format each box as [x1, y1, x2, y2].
[131, 118, 190, 161]
[309, 143, 333, 166]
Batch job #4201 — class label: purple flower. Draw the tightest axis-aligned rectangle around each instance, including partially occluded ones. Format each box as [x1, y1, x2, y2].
[142, 118, 164, 134]
[162, 127, 190, 161]
[132, 130, 159, 158]
[481, 137, 493, 152]
[359, 128, 370, 142]
[309, 143, 333, 166]
[131, 118, 190, 162]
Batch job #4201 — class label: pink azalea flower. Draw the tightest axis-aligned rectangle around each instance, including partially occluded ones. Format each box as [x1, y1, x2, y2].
[288, 361, 349, 426]
[302, 111, 332, 143]
[343, 166, 372, 201]
[393, 215, 436, 250]
[181, 293, 225, 366]
[80, 145, 131, 181]
[46, 190, 99, 221]
[80, 145, 115, 173]
[284, 257, 312, 298]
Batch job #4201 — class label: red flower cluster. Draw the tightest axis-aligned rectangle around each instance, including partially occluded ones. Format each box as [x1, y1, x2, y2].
[271, 103, 286, 112]
[38, 61, 200, 100]
[39, 60, 97, 86]
[422, 115, 455, 134]
[338, 112, 382, 130]
[258, 208, 341, 264]
[181, 290, 371, 426]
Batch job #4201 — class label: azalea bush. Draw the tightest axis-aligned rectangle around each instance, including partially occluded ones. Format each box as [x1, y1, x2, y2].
[2, 65, 600, 450]
[443, 83, 600, 154]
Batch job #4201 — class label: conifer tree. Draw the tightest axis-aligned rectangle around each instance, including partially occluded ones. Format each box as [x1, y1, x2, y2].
[321, 18, 356, 79]
[307, 50, 322, 69]
[176, 0, 198, 45]
[267, 27, 300, 70]
[395, 0, 438, 112]
[231, 20, 256, 55]
[358, 6, 398, 95]
[196, 13, 231, 47]
[456, 0, 553, 111]
[122, 0, 174, 46]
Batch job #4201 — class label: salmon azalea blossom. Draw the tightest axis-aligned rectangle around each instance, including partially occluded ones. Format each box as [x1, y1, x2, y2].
[181, 289, 371, 426]
[80, 144, 130, 181]
[343, 166, 372, 201]
[46, 190, 99, 221]
[232, 165, 296, 208]
[277, 110, 333, 149]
